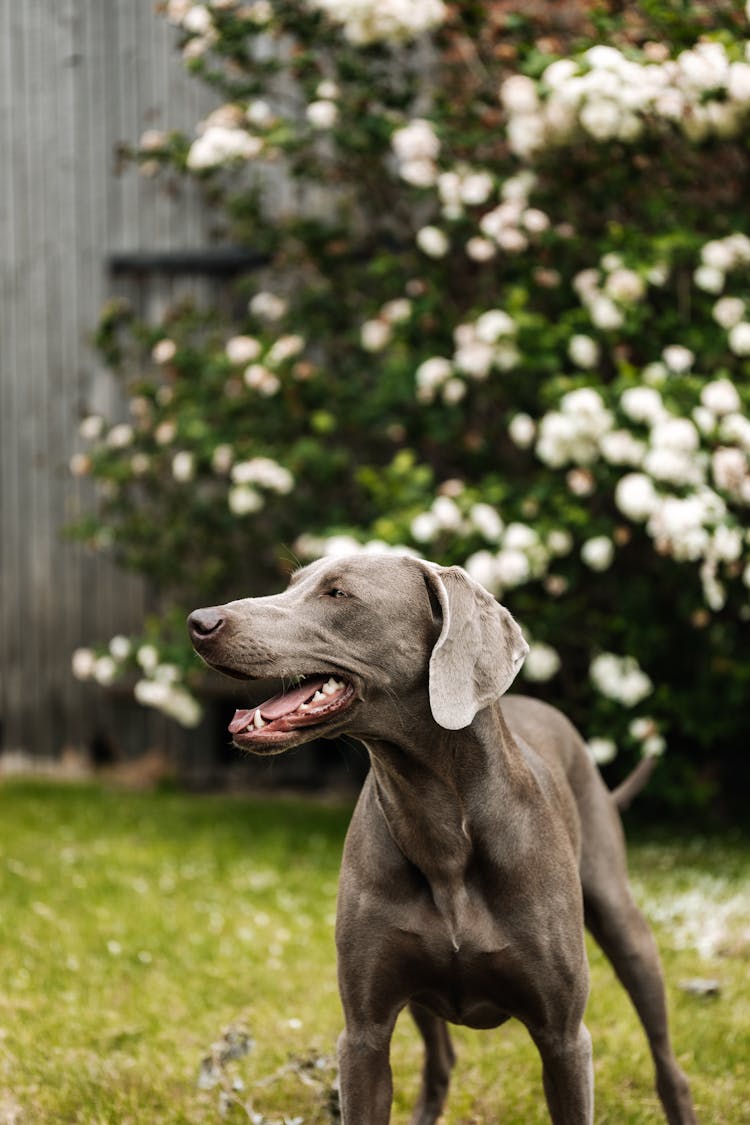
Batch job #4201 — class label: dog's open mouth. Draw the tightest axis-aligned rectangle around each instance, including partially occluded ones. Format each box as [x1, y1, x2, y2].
[228, 674, 355, 750]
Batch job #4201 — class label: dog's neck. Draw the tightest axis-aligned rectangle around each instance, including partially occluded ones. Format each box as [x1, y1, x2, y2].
[362, 702, 533, 950]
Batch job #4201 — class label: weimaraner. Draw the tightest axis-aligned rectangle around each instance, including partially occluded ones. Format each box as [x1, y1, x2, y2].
[188, 553, 696, 1124]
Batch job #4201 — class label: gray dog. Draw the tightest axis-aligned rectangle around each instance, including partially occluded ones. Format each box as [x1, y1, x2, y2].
[188, 553, 696, 1124]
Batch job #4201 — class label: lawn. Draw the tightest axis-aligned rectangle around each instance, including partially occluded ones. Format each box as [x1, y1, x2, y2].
[0, 780, 747, 1124]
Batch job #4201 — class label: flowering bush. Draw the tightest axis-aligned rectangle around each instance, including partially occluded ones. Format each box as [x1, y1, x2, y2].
[71, 0, 750, 813]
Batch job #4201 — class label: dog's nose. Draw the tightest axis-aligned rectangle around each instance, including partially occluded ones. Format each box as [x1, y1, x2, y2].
[188, 607, 225, 641]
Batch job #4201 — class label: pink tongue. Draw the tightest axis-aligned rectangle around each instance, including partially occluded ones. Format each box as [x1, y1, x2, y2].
[229, 676, 329, 734]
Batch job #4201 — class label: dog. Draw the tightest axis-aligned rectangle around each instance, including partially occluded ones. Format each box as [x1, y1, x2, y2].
[188, 553, 696, 1124]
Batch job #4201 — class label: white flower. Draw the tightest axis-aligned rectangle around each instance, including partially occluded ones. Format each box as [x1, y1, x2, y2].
[728, 321, 750, 356]
[642, 734, 666, 759]
[137, 644, 159, 674]
[106, 423, 134, 449]
[391, 118, 440, 162]
[381, 298, 412, 324]
[71, 648, 96, 680]
[494, 548, 530, 587]
[249, 291, 287, 320]
[212, 444, 234, 474]
[629, 716, 657, 741]
[187, 126, 262, 169]
[155, 420, 177, 445]
[693, 265, 724, 294]
[588, 295, 624, 330]
[712, 446, 748, 494]
[466, 237, 496, 262]
[581, 536, 614, 571]
[453, 339, 494, 379]
[661, 345, 694, 373]
[504, 522, 538, 551]
[615, 473, 659, 521]
[712, 524, 743, 562]
[264, 332, 301, 365]
[590, 652, 653, 706]
[109, 635, 131, 661]
[508, 413, 536, 448]
[415, 356, 452, 399]
[226, 335, 261, 364]
[568, 334, 599, 369]
[521, 208, 550, 234]
[411, 512, 440, 543]
[464, 550, 500, 592]
[316, 79, 339, 100]
[360, 320, 392, 352]
[605, 268, 645, 304]
[310, 0, 447, 45]
[547, 529, 573, 556]
[600, 430, 645, 466]
[246, 99, 274, 127]
[713, 296, 745, 328]
[542, 59, 579, 88]
[650, 417, 699, 452]
[172, 451, 195, 482]
[587, 738, 618, 765]
[470, 503, 503, 543]
[701, 379, 741, 415]
[500, 75, 540, 115]
[523, 642, 561, 682]
[460, 171, 494, 205]
[719, 412, 750, 449]
[580, 99, 622, 141]
[232, 457, 293, 493]
[241, 364, 278, 396]
[306, 100, 338, 129]
[152, 339, 177, 365]
[416, 225, 449, 258]
[442, 378, 466, 405]
[228, 485, 264, 515]
[93, 655, 118, 686]
[399, 159, 438, 187]
[621, 386, 664, 424]
[69, 453, 90, 477]
[432, 496, 463, 531]
[183, 4, 212, 34]
[79, 415, 104, 441]
[474, 309, 515, 342]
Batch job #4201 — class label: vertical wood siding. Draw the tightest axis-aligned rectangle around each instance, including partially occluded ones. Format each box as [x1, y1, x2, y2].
[0, 0, 221, 760]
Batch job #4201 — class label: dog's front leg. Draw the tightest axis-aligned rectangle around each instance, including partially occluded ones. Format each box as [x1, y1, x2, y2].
[532, 1022, 594, 1125]
[337, 1016, 397, 1125]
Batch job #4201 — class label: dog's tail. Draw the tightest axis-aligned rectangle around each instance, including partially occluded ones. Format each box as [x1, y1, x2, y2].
[611, 755, 658, 811]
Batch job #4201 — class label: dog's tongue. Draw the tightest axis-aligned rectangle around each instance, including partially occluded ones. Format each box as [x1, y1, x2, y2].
[229, 676, 328, 733]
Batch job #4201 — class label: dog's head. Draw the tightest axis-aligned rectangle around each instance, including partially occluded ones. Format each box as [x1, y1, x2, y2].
[188, 554, 527, 754]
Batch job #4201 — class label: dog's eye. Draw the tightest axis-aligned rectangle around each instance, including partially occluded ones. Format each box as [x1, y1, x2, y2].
[326, 587, 349, 599]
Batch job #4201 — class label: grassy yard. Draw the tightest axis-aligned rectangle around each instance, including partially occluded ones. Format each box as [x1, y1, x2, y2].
[0, 780, 747, 1124]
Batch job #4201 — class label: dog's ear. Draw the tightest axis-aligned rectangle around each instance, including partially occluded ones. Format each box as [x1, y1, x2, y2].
[420, 563, 528, 730]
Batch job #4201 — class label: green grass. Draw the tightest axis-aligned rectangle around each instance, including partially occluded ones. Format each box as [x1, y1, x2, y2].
[0, 780, 748, 1123]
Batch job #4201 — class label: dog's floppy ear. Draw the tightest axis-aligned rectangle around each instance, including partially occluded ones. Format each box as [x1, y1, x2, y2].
[420, 563, 528, 730]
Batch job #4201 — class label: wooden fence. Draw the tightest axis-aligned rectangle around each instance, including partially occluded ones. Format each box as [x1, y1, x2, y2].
[0, 0, 245, 771]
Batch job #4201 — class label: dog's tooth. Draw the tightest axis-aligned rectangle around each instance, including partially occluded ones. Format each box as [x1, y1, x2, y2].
[253, 710, 266, 729]
[322, 679, 337, 695]
[312, 691, 325, 702]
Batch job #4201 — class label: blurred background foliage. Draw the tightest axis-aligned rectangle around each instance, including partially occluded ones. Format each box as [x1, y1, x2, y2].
[69, 0, 750, 818]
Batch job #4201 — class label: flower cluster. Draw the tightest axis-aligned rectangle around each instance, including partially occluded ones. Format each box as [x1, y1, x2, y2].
[415, 309, 518, 403]
[71, 0, 750, 814]
[187, 105, 264, 170]
[307, 0, 446, 46]
[229, 457, 294, 517]
[590, 652, 654, 707]
[72, 640, 202, 728]
[502, 40, 750, 160]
